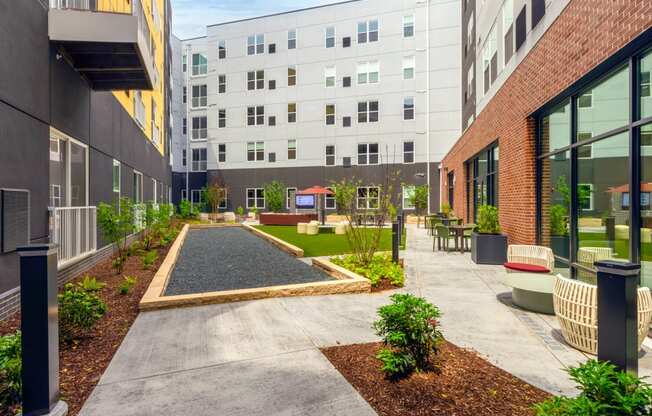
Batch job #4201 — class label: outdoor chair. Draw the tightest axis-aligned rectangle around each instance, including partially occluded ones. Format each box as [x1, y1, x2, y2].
[504, 245, 555, 274]
[462, 224, 475, 251]
[306, 222, 319, 235]
[433, 225, 453, 252]
[577, 247, 613, 285]
[297, 222, 307, 234]
[426, 216, 441, 236]
[335, 222, 348, 235]
[553, 275, 652, 355]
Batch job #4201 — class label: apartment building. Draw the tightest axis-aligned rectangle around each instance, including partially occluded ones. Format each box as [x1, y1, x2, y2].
[441, 0, 652, 285]
[0, 0, 172, 316]
[171, 0, 462, 213]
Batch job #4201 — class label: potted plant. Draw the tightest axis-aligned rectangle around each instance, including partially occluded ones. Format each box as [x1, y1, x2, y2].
[549, 203, 569, 262]
[471, 204, 507, 265]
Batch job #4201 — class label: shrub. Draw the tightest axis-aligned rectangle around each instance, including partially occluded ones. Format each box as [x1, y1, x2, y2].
[59, 283, 107, 341]
[534, 360, 652, 415]
[264, 181, 285, 213]
[236, 206, 245, 217]
[142, 250, 158, 270]
[373, 294, 442, 377]
[550, 204, 568, 236]
[476, 204, 500, 234]
[78, 275, 106, 293]
[409, 185, 429, 220]
[0, 331, 21, 406]
[178, 199, 197, 219]
[331, 254, 404, 287]
[98, 198, 135, 274]
[118, 276, 137, 295]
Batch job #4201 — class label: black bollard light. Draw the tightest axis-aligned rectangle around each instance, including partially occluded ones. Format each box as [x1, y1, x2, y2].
[392, 222, 399, 264]
[595, 260, 640, 376]
[18, 244, 68, 416]
[397, 214, 404, 245]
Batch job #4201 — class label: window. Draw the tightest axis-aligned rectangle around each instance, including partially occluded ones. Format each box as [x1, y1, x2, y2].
[325, 145, 336, 166]
[469, 143, 499, 221]
[268, 43, 276, 54]
[268, 152, 276, 163]
[218, 75, 226, 93]
[192, 53, 207, 76]
[247, 188, 265, 209]
[358, 143, 379, 165]
[325, 187, 336, 209]
[182, 118, 187, 135]
[403, 15, 414, 38]
[133, 171, 143, 204]
[191, 189, 203, 206]
[403, 141, 414, 163]
[191, 85, 207, 108]
[466, 14, 474, 56]
[247, 141, 264, 162]
[288, 140, 297, 160]
[247, 106, 265, 126]
[268, 116, 276, 126]
[288, 66, 297, 86]
[326, 104, 336, 125]
[482, 24, 498, 94]
[326, 26, 336, 48]
[578, 91, 593, 108]
[49, 130, 88, 208]
[181, 189, 187, 201]
[531, 0, 545, 29]
[466, 64, 474, 101]
[218, 144, 226, 162]
[182, 54, 186, 72]
[182, 149, 186, 167]
[112, 160, 121, 196]
[191, 116, 207, 140]
[218, 40, 226, 59]
[248, 34, 264, 55]
[578, 184, 594, 211]
[288, 29, 297, 49]
[343, 36, 351, 48]
[403, 56, 415, 80]
[343, 116, 351, 127]
[357, 187, 379, 209]
[404, 97, 415, 120]
[288, 103, 296, 123]
[343, 76, 351, 88]
[269, 80, 276, 90]
[358, 19, 378, 44]
[191, 148, 207, 172]
[403, 186, 416, 209]
[503, 0, 514, 64]
[357, 61, 379, 84]
[286, 188, 297, 209]
[248, 70, 264, 90]
[358, 101, 379, 123]
[182, 86, 187, 103]
[325, 66, 336, 87]
[218, 109, 226, 128]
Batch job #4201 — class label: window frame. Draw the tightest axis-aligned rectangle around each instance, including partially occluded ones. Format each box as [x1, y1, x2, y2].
[246, 188, 265, 209]
[287, 140, 297, 160]
[325, 145, 336, 166]
[403, 140, 415, 164]
[247, 141, 265, 162]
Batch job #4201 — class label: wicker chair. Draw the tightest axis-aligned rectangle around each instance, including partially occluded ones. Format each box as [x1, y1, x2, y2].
[506, 245, 555, 272]
[577, 247, 613, 284]
[553, 275, 652, 355]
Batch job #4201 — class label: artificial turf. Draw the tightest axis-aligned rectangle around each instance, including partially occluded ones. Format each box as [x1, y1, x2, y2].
[254, 225, 405, 257]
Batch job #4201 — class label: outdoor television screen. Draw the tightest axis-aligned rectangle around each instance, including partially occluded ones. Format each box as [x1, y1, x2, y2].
[295, 195, 316, 209]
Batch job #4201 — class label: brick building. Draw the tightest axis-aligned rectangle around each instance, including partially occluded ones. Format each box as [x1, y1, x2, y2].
[441, 0, 652, 284]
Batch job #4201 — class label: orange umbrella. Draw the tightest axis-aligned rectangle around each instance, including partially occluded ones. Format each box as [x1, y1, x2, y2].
[297, 186, 334, 195]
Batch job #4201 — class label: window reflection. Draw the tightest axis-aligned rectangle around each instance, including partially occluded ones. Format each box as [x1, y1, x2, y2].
[577, 66, 629, 138]
[641, 123, 652, 288]
[641, 51, 652, 119]
[540, 100, 570, 154]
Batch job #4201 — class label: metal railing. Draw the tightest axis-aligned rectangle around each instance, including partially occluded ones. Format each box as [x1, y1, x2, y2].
[133, 203, 146, 231]
[49, 206, 97, 268]
[135, 95, 146, 128]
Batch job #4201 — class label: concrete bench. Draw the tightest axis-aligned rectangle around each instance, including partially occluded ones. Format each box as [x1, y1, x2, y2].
[503, 273, 555, 315]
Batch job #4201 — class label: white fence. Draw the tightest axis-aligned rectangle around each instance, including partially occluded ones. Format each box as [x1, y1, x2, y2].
[133, 203, 146, 232]
[50, 206, 97, 269]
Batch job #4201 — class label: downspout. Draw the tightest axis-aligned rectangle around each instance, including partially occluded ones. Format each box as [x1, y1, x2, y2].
[425, 0, 431, 214]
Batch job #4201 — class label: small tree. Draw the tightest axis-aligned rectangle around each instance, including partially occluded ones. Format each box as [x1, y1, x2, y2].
[142, 201, 158, 250]
[97, 197, 135, 274]
[409, 185, 429, 227]
[264, 181, 285, 213]
[206, 179, 228, 217]
[476, 204, 500, 234]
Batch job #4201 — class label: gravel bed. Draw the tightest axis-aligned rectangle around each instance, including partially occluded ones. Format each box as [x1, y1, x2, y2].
[164, 227, 333, 295]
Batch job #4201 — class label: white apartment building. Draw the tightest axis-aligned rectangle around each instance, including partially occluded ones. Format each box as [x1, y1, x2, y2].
[172, 0, 462, 212]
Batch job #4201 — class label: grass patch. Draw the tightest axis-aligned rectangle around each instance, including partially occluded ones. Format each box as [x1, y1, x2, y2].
[254, 225, 405, 257]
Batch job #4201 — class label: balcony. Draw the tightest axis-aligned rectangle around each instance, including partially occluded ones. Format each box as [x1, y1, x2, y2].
[48, 0, 155, 91]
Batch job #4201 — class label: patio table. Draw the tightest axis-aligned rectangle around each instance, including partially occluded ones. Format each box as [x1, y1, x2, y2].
[448, 224, 475, 253]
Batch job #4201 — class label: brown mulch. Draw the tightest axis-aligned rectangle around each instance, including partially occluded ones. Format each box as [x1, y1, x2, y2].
[321, 341, 551, 416]
[371, 279, 401, 293]
[0, 226, 178, 416]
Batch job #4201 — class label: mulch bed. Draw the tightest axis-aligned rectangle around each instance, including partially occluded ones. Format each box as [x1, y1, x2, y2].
[0, 226, 178, 416]
[321, 341, 550, 416]
[371, 279, 401, 293]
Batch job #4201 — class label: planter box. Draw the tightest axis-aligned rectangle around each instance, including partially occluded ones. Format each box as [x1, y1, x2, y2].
[259, 212, 318, 226]
[550, 235, 569, 267]
[471, 232, 507, 265]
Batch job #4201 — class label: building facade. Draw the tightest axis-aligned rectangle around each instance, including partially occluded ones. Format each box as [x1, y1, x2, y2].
[171, 0, 462, 213]
[441, 0, 652, 285]
[0, 0, 172, 313]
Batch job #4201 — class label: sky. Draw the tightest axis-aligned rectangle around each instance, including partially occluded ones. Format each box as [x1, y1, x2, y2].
[171, 0, 338, 39]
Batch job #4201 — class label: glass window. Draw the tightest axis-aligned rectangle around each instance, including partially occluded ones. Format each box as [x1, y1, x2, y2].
[403, 141, 414, 163]
[641, 51, 652, 119]
[326, 104, 335, 125]
[247, 141, 264, 161]
[288, 66, 297, 86]
[288, 103, 297, 123]
[49, 137, 66, 208]
[404, 97, 415, 120]
[69, 141, 87, 207]
[403, 56, 415, 80]
[191, 85, 207, 108]
[288, 140, 297, 160]
[286, 188, 297, 209]
[191, 116, 207, 140]
[326, 27, 335, 48]
[192, 53, 207, 76]
[577, 65, 629, 138]
[288, 29, 297, 50]
[641, 123, 652, 287]
[403, 186, 416, 209]
[112, 160, 120, 195]
[357, 187, 380, 209]
[218, 40, 226, 59]
[218, 109, 226, 128]
[325, 66, 336, 87]
[191, 148, 207, 172]
[403, 15, 414, 38]
[218, 75, 226, 93]
[325, 145, 335, 166]
[357, 143, 379, 165]
[325, 187, 336, 209]
[540, 100, 570, 154]
[218, 144, 226, 163]
[247, 188, 265, 209]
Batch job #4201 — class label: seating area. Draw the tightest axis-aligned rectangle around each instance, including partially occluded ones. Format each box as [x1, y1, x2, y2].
[427, 214, 475, 254]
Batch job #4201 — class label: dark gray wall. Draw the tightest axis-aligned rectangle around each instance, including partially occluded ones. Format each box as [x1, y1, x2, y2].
[461, 0, 476, 131]
[172, 172, 208, 206]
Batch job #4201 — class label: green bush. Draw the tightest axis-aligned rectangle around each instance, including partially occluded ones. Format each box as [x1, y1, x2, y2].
[264, 181, 285, 213]
[550, 204, 568, 236]
[476, 204, 501, 234]
[236, 206, 245, 217]
[141, 250, 158, 270]
[178, 199, 197, 219]
[78, 275, 106, 293]
[98, 197, 135, 274]
[118, 276, 137, 295]
[59, 283, 107, 341]
[373, 294, 442, 377]
[0, 331, 21, 406]
[331, 254, 404, 287]
[534, 360, 652, 415]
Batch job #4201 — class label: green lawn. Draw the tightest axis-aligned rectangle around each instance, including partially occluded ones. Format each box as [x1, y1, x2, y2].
[254, 225, 405, 257]
[578, 232, 652, 261]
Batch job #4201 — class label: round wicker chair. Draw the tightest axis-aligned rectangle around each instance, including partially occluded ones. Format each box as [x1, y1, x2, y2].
[553, 274, 652, 354]
[506, 245, 555, 272]
[297, 223, 307, 234]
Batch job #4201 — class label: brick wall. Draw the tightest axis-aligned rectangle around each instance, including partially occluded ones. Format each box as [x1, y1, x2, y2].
[441, 0, 652, 245]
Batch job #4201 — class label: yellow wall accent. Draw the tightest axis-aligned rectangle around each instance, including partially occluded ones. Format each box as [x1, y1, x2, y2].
[100, 0, 166, 156]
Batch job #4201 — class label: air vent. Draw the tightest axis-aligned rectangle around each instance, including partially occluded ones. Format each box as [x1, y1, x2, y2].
[1, 189, 30, 253]
[343, 157, 351, 168]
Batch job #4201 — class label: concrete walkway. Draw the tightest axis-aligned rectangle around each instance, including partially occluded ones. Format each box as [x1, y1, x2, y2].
[79, 224, 652, 415]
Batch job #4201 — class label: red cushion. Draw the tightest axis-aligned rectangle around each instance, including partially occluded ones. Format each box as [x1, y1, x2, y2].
[503, 262, 550, 273]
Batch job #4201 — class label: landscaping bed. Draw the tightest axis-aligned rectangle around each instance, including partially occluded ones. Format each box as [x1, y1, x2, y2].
[322, 341, 550, 416]
[0, 232, 176, 416]
[331, 254, 404, 292]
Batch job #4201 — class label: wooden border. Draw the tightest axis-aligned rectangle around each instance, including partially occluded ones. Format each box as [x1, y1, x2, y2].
[139, 225, 370, 311]
[243, 224, 304, 257]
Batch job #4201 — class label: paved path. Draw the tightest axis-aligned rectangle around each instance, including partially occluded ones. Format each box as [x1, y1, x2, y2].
[80, 225, 652, 415]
